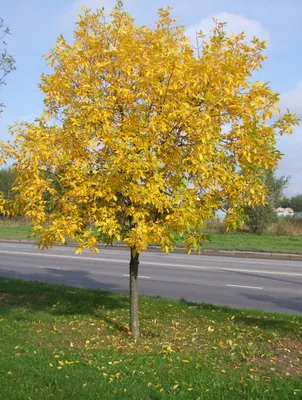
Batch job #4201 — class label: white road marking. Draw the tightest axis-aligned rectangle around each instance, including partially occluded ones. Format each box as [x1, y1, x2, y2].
[218, 267, 302, 277]
[123, 274, 151, 279]
[1, 244, 301, 268]
[0, 250, 301, 277]
[143, 261, 209, 269]
[45, 249, 290, 265]
[165, 257, 294, 266]
[39, 266, 61, 270]
[0, 250, 125, 263]
[142, 263, 302, 277]
[226, 284, 263, 290]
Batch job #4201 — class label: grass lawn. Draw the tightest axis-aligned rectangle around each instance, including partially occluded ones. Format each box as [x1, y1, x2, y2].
[0, 278, 301, 399]
[0, 225, 32, 240]
[0, 224, 302, 254]
[202, 234, 302, 254]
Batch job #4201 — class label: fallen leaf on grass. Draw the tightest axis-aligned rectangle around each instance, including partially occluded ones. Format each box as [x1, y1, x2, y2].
[166, 345, 174, 353]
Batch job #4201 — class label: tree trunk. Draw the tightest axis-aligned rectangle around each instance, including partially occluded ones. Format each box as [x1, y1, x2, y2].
[129, 249, 139, 337]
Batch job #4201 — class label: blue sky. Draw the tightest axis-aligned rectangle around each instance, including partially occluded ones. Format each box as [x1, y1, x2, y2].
[1, 0, 301, 196]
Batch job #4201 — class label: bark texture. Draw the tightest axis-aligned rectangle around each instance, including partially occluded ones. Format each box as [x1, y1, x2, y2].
[129, 249, 139, 337]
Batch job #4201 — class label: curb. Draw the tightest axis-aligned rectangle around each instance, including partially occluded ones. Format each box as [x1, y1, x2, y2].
[0, 239, 302, 261]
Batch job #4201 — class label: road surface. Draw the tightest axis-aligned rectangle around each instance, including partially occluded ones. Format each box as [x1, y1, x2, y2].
[0, 243, 301, 314]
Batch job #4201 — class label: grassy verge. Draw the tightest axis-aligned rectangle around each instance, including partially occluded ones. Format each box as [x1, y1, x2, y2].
[0, 278, 301, 399]
[0, 223, 32, 240]
[201, 234, 302, 254]
[1, 224, 302, 254]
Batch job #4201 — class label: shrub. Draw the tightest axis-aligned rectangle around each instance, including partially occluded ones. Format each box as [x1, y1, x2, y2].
[245, 204, 277, 234]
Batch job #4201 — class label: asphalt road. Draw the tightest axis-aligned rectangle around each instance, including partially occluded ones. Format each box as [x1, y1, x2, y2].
[0, 242, 301, 314]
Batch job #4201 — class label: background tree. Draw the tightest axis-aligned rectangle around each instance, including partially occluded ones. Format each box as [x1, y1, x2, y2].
[7, 3, 298, 336]
[0, 17, 16, 197]
[0, 168, 16, 200]
[281, 196, 291, 209]
[245, 172, 290, 234]
[0, 17, 16, 114]
[282, 194, 302, 212]
[290, 195, 302, 212]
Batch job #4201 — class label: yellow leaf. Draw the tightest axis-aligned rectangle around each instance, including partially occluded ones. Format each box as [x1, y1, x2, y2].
[166, 345, 174, 353]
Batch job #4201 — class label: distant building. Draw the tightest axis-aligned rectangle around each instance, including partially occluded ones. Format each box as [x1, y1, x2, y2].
[275, 207, 294, 217]
[215, 209, 226, 221]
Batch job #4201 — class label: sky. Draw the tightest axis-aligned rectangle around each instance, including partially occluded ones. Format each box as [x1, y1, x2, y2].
[1, 0, 301, 196]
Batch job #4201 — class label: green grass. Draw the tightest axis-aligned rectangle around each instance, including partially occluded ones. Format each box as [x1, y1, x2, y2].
[0, 278, 301, 399]
[0, 224, 32, 240]
[201, 234, 302, 254]
[1, 223, 302, 254]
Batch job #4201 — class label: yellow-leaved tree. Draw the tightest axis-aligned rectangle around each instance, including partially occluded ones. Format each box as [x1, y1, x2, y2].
[6, 2, 298, 336]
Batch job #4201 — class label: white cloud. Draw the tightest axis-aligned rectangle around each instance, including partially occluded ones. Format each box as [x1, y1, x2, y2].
[280, 81, 302, 117]
[186, 12, 270, 46]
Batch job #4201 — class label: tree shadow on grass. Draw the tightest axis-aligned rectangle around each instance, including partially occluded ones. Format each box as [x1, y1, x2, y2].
[180, 300, 302, 335]
[0, 268, 128, 323]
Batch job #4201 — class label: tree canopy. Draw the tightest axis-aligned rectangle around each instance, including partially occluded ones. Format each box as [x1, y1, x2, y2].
[7, 4, 298, 252]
